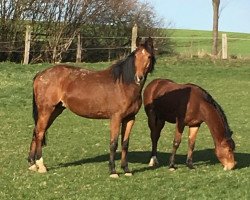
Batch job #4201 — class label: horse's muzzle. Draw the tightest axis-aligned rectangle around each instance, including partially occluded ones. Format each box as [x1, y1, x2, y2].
[134, 75, 145, 85]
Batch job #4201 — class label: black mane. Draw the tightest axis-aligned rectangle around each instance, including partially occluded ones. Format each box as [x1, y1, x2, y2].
[111, 51, 136, 84]
[111, 48, 155, 84]
[199, 86, 233, 138]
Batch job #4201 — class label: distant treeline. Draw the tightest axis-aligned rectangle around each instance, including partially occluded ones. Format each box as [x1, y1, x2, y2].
[0, 0, 173, 63]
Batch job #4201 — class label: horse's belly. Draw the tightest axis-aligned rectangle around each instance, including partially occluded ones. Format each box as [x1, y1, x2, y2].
[156, 107, 177, 123]
[64, 97, 112, 119]
[161, 113, 177, 123]
[69, 106, 111, 119]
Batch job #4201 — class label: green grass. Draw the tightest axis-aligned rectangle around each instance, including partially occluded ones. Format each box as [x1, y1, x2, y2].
[0, 58, 250, 199]
[167, 29, 250, 57]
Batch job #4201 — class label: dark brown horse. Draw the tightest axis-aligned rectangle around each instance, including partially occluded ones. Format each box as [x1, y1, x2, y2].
[143, 79, 236, 170]
[28, 37, 155, 178]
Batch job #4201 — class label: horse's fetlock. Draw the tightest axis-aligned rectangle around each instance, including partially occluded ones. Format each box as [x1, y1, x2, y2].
[122, 139, 129, 150]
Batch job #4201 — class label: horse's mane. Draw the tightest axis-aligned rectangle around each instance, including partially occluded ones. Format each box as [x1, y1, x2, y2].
[111, 48, 155, 84]
[194, 85, 233, 139]
[111, 51, 136, 84]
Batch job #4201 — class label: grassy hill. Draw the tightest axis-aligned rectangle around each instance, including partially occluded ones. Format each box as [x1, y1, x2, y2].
[1, 58, 250, 199]
[165, 29, 250, 57]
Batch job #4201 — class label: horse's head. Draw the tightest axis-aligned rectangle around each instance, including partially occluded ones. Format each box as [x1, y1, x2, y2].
[134, 37, 155, 85]
[215, 137, 236, 170]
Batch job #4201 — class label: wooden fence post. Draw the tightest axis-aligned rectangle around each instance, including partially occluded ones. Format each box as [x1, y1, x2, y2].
[131, 24, 138, 52]
[76, 33, 82, 63]
[222, 33, 228, 59]
[23, 25, 31, 64]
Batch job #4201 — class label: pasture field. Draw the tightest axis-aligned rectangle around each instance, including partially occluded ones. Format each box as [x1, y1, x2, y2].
[168, 29, 250, 57]
[0, 57, 250, 199]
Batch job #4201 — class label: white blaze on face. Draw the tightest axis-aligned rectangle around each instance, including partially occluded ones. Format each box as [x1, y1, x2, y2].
[134, 48, 149, 85]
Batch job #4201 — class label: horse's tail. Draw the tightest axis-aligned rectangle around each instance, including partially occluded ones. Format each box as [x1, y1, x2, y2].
[33, 87, 47, 146]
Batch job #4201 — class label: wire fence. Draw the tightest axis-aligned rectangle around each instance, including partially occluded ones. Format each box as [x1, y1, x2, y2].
[1, 34, 250, 63]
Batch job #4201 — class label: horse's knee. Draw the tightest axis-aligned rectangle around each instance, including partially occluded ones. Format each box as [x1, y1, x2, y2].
[110, 140, 118, 152]
[173, 140, 180, 148]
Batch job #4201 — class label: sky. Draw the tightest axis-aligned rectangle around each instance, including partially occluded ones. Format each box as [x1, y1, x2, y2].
[150, 0, 250, 33]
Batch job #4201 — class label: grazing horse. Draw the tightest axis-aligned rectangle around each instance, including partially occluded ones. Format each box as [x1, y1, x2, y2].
[28, 37, 155, 178]
[143, 79, 236, 170]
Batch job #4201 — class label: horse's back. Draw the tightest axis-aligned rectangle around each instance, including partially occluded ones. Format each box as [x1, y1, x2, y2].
[143, 79, 177, 105]
[33, 65, 91, 106]
[144, 78, 204, 104]
[144, 78, 205, 125]
[34, 65, 90, 82]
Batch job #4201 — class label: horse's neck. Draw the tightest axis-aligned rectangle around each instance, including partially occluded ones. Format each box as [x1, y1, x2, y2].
[204, 107, 227, 145]
[106, 66, 145, 94]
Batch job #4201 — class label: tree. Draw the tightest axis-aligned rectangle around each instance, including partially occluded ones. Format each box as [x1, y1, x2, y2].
[212, 0, 220, 57]
[30, 0, 106, 63]
[0, 0, 170, 63]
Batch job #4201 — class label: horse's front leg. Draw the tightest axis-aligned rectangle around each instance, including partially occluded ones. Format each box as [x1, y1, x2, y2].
[169, 120, 184, 170]
[147, 110, 165, 167]
[120, 116, 135, 176]
[186, 126, 199, 169]
[109, 116, 121, 178]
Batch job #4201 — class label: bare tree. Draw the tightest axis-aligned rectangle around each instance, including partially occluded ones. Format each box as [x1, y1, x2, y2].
[212, 0, 220, 57]
[30, 0, 106, 63]
[0, 0, 29, 60]
[0, 0, 169, 63]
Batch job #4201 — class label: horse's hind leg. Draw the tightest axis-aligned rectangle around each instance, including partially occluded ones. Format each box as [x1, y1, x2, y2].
[29, 110, 52, 173]
[28, 104, 64, 173]
[28, 128, 38, 171]
[186, 126, 199, 169]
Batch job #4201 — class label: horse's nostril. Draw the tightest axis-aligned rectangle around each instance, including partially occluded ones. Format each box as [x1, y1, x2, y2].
[134, 75, 144, 84]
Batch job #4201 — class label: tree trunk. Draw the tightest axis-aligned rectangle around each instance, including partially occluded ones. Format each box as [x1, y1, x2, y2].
[212, 0, 220, 57]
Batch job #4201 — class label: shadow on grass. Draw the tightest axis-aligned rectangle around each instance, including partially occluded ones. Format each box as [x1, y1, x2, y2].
[53, 149, 250, 172]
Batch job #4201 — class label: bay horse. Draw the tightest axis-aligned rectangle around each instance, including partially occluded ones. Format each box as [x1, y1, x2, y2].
[143, 79, 236, 171]
[28, 37, 155, 178]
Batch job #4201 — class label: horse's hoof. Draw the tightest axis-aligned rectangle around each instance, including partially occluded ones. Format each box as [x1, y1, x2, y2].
[28, 164, 37, 172]
[169, 164, 177, 171]
[124, 172, 133, 176]
[186, 163, 195, 169]
[110, 173, 119, 178]
[148, 156, 159, 167]
[187, 165, 195, 170]
[37, 166, 47, 173]
[169, 167, 176, 172]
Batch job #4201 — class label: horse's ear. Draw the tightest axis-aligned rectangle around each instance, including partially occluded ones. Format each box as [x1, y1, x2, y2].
[145, 37, 154, 49]
[145, 37, 154, 53]
[136, 36, 142, 47]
